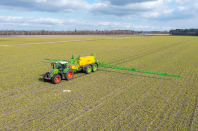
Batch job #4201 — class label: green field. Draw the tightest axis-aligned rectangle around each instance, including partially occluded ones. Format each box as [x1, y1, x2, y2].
[1, 36, 198, 130]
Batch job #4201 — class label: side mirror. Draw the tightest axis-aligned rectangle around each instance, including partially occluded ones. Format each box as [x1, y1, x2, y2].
[51, 63, 55, 69]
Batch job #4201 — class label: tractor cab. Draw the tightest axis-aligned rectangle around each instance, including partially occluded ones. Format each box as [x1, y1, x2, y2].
[51, 61, 68, 72]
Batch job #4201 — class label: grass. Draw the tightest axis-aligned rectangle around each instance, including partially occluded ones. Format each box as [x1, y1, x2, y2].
[0, 35, 198, 130]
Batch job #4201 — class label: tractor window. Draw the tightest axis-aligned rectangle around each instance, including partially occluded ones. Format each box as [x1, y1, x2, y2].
[62, 64, 67, 69]
[55, 63, 61, 69]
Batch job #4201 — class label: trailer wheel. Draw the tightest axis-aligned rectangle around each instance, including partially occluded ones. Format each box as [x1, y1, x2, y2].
[52, 74, 61, 84]
[85, 65, 92, 74]
[66, 69, 74, 80]
[92, 64, 97, 72]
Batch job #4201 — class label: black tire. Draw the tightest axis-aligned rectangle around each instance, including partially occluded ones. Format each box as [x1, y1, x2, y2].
[52, 74, 61, 84]
[85, 65, 92, 74]
[44, 73, 49, 82]
[66, 69, 74, 80]
[92, 63, 97, 72]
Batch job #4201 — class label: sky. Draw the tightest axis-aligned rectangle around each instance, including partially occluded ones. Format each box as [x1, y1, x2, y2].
[0, 0, 198, 31]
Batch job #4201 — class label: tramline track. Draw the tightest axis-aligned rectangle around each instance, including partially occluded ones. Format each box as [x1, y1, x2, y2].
[153, 62, 198, 130]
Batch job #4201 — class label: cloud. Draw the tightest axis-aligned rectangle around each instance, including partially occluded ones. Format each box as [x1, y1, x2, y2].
[174, 0, 190, 5]
[163, 26, 172, 30]
[89, 0, 162, 17]
[0, 0, 197, 25]
[0, 16, 122, 29]
[90, 0, 198, 21]
[101, 0, 158, 5]
[0, 0, 91, 12]
[0, 16, 164, 30]
[0, 0, 166, 17]
[144, 5, 196, 21]
[35, 0, 46, 2]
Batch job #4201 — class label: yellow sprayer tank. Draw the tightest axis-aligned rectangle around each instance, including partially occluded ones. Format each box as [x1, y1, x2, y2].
[78, 56, 95, 67]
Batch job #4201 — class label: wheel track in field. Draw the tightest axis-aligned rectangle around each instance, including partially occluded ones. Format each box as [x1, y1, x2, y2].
[162, 62, 198, 130]
[190, 75, 198, 131]
[153, 62, 198, 130]
[137, 40, 189, 70]
[146, 76, 189, 130]
[129, 41, 189, 130]
[1, 40, 183, 99]
[114, 40, 190, 65]
[185, 73, 198, 130]
[143, 75, 187, 130]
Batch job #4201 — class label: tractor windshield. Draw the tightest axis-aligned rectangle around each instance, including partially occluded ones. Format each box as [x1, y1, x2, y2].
[55, 63, 61, 69]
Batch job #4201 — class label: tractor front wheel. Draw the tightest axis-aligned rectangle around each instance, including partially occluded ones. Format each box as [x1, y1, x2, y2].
[44, 73, 50, 82]
[52, 74, 61, 84]
[66, 69, 74, 80]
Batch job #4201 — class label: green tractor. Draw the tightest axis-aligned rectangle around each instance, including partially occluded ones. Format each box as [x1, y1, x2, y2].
[44, 61, 74, 84]
[44, 53, 98, 84]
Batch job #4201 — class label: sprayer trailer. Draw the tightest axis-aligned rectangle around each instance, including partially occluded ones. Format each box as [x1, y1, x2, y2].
[44, 53, 98, 84]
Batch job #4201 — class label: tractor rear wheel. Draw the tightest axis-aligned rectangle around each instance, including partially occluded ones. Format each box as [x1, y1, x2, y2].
[66, 69, 74, 80]
[92, 64, 97, 72]
[52, 74, 61, 84]
[85, 65, 92, 74]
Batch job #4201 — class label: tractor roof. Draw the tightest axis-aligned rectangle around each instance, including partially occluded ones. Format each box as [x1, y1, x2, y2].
[57, 61, 68, 64]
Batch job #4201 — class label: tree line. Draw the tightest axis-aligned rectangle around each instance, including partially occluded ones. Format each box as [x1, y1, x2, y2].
[170, 29, 198, 36]
[0, 30, 138, 35]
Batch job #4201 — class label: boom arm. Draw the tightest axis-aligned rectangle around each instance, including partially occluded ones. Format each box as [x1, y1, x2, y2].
[44, 58, 66, 62]
[98, 62, 180, 77]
